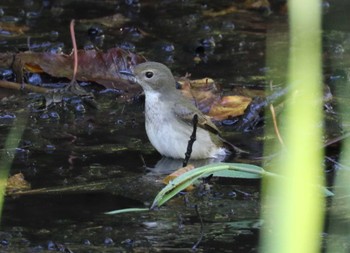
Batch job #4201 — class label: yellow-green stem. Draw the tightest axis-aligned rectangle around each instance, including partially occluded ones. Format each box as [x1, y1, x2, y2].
[0, 114, 27, 224]
[261, 0, 325, 253]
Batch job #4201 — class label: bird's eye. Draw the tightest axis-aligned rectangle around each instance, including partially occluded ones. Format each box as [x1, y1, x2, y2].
[145, 71, 154, 78]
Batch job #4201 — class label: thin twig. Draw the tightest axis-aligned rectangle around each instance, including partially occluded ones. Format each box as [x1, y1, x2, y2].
[70, 19, 78, 82]
[270, 104, 285, 147]
[192, 205, 204, 251]
[27, 36, 31, 51]
[323, 132, 350, 148]
[140, 154, 146, 168]
[269, 81, 285, 147]
[0, 80, 49, 94]
[183, 114, 198, 167]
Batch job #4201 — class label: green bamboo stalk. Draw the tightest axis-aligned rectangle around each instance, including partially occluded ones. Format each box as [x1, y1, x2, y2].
[326, 32, 350, 253]
[0, 114, 27, 224]
[261, 0, 325, 253]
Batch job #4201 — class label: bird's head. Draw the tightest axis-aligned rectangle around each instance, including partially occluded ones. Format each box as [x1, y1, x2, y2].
[120, 62, 176, 93]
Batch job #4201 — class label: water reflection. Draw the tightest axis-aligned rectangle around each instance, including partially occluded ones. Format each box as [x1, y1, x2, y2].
[146, 156, 225, 176]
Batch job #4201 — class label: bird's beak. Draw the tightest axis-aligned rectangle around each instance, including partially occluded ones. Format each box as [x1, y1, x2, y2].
[119, 69, 137, 83]
[119, 70, 134, 76]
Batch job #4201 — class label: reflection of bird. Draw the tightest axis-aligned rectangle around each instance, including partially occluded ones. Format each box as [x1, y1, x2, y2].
[121, 62, 229, 160]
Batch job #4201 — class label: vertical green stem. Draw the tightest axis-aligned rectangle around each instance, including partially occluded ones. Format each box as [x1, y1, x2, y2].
[261, 0, 324, 253]
[0, 114, 27, 224]
[326, 26, 350, 253]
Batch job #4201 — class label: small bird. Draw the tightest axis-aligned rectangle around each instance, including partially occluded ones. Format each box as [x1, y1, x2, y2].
[121, 61, 229, 160]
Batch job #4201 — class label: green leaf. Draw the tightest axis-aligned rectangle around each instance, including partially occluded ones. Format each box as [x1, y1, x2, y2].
[105, 207, 149, 215]
[151, 176, 198, 209]
[151, 163, 266, 209]
[212, 169, 261, 178]
[105, 162, 333, 215]
[211, 163, 264, 179]
[323, 188, 334, 197]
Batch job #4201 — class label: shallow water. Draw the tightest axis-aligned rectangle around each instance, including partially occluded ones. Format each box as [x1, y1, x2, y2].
[0, 0, 349, 252]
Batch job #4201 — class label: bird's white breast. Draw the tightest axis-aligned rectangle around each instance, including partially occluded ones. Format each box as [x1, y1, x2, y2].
[143, 91, 227, 159]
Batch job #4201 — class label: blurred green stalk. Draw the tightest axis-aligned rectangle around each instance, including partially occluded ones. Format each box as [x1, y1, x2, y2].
[326, 29, 350, 253]
[0, 115, 27, 224]
[326, 135, 350, 252]
[261, 0, 325, 253]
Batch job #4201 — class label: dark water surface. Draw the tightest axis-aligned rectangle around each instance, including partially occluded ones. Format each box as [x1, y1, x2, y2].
[0, 0, 348, 252]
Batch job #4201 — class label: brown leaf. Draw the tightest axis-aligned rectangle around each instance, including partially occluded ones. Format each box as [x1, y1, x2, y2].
[0, 80, 49, 94]
[0, 23, 29, 35]
[178, 77, 220, 114]
[178, 77, 252, 120]
[15, 48, 146, 89]
[231, 86, 266, 98]
[183, 77, 216, 88]
[208, 95, 252, 120]
[6, 173, 31, 194]
[78, 13, 129, 28]
[203, 5, 238, 17]
[24, 63, 45, 73]
[244, 0, 271, 10]
[162, 165, 196, 191]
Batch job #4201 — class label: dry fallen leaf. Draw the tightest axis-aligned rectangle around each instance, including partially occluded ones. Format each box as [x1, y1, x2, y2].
[208, 95, 252, 120]
[179, 77, 220, 114]
[203, 5, 238, 17]
[14, 48, 146, 89]
[6, 173, 31, 194]
[183, 77, 216, 88]
[178, 77, 252, 120]
[163, 164, 196, 191]
[0, 23, 29, 35]
[244, 0, 271, 9]
[78, 13, 130, 28]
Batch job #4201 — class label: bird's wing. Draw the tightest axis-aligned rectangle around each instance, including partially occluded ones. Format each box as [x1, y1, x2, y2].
[173, 101, 220, 135]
